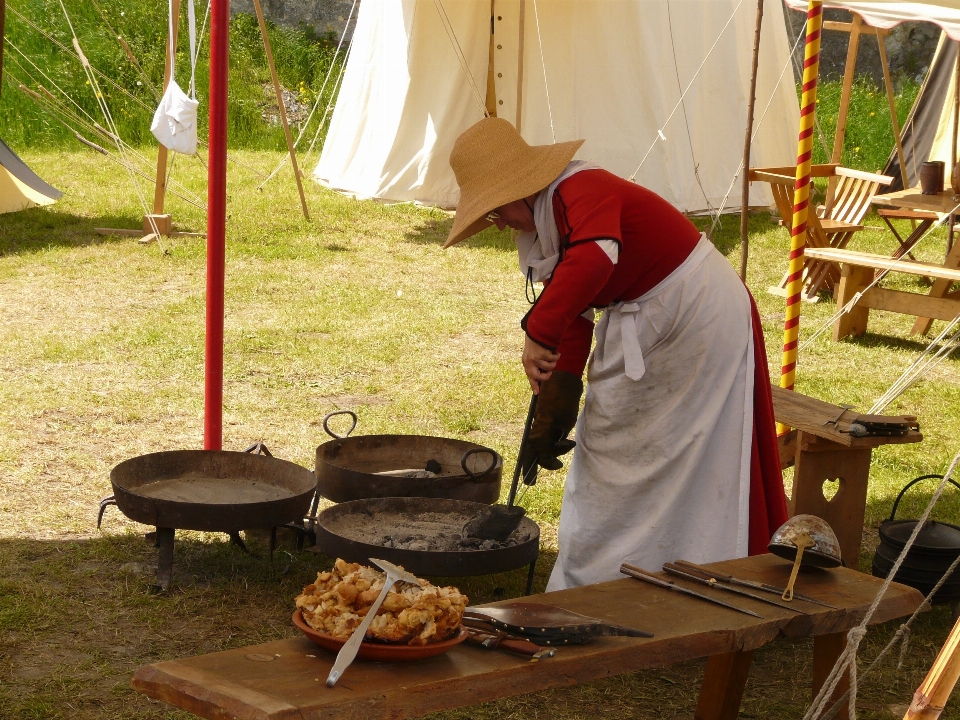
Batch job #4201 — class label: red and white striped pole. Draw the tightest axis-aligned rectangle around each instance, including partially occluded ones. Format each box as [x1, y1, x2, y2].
[205, 0, 228, 450]
[778, 0, 823, 432]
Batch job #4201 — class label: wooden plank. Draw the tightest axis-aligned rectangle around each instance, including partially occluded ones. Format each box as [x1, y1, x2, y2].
[912, 237, 960, 335]
[871, 188, 960, 214]
[813, 633, 850, 720]
[861, 286, 960, 323]
[834, 264, 872, 340]
[778, 429, 798, 470]
[131, 556, 926, 720]
[748, 164, 838, 180]
[695, 650, 755, 720]
[834, 166, 893, 185]
[822, 19, 881, 36]
[804, 247, 960, 283]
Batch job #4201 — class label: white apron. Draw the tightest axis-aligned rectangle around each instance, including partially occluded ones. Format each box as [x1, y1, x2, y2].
[546, 236, 755, 591]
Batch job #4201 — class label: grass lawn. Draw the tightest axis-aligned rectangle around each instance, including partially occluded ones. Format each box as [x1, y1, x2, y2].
[2, 149, 960, 719]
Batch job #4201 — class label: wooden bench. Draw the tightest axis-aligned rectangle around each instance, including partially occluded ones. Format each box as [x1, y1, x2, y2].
[132, 554, 924, 720]
[803, 247, 960, 340]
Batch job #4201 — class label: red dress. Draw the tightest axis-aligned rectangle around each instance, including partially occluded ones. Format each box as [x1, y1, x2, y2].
[523, 169, 787, 554]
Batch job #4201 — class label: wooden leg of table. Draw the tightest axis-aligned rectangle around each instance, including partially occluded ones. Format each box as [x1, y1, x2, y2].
[789, 434, 872, 567]
[694, 649, 755, 720]
[833, 265, 872, 341]
[813, 633, 850, 720]
[911, 233, 960, 336]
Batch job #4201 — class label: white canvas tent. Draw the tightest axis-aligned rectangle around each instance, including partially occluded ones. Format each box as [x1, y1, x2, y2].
[314, 0, 801, 212]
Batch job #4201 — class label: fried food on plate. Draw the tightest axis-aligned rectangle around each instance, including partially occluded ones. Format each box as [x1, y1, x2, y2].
[295, 558, 468, 645]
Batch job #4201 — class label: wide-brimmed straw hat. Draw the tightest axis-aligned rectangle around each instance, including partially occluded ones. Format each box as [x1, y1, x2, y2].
[444, 117, 584, 248]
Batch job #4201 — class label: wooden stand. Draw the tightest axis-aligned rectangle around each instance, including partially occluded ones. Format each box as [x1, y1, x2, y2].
[771, 385, 922, 565]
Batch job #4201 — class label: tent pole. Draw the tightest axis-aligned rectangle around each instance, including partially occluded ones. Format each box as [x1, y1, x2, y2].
[739, 0, 764, 281]
[826, 12, 861, 214]
[515, 0, 526, 133]
[205, 0, 229, 451]
[953, 41, 960, 182]
[778, 0, 823, 428]
[153, 0, 181, 217]
[1, 0, 6, 100]
[877, 29, 908, 189]
[252, 0, 309, 220]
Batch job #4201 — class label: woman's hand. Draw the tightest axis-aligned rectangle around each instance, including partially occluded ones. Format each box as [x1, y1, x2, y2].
[522, 335, 559, 393]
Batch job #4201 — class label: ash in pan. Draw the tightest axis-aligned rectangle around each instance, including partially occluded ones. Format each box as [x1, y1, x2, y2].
[324, 509, 535, 552]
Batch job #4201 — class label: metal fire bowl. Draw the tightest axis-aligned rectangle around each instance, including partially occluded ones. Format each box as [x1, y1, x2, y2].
[316, 435, 503, 504]
[110, 450, 317, 532]
[313, 497, 540, 577]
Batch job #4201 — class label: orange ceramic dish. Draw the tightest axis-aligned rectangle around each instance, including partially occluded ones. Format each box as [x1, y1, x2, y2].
[292, 610, 467, 662]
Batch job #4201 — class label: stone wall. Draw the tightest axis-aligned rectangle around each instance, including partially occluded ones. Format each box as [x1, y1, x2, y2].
[230, 0, 358, 39]
[782, 5, 940, 85]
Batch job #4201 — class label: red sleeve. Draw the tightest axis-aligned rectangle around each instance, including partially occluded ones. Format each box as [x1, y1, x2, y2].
[554, 314, 595, 377]
[524, 241, 614, 352]
[554, 175, 624, 247]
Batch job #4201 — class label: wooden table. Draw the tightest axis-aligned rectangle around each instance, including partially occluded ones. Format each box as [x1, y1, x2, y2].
[871, 187, 960, 335]
[132, 554, 924, 720]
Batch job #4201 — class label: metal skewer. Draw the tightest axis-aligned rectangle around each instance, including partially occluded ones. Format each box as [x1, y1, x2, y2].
[673, 559, 838, 609]
[620, 563, 762, 618]
[662, 563, 811, 615]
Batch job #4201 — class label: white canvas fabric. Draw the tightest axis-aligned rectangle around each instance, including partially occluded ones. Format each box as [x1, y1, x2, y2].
[315, 0, 799, 211]
[783, 0, 960, 40]
[546, 236, 755, 591]
[151, 0, 199, 155]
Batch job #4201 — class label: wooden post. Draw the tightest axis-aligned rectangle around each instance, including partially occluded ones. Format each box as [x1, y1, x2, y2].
[877, 29, 909, 191]
[252, 0, 310, 220]
[153, 0, 181, 217]
[486, 0, 497, 117]
[515, 0, 525, 133]
[1, 0, 6, 100]
[814, 633, 851, 720]
[904, 612, 960, 718]
[694, 650, 755, 720]
[825, 13, 862, 214]
[832, 264, 872, 341]
[739, 0, 764, 281]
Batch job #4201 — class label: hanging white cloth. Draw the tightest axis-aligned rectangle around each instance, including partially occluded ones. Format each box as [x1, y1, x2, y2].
[152, 0, 199, 155]
[546, 235, 755, 591]
[516, 160, 599, 283]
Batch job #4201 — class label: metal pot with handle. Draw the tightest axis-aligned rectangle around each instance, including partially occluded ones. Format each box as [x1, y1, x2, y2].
[315, 410, 503, 504]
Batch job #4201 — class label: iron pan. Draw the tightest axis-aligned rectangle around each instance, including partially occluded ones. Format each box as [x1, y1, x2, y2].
[313, 497, 539, 577]
[110, 450, 316, 532]
[316, 435, 502, 504]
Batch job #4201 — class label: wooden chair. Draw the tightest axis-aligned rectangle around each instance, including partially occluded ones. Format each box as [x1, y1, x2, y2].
[749, 164, 894, 301]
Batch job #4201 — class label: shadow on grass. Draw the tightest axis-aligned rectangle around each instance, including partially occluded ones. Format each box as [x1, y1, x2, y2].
[0, 206, 160, 256]
[403, 218, 527, 254]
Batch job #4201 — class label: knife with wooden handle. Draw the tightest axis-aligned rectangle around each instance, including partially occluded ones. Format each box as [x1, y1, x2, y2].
[662, 563, 810, 615]
[620, 563, 762, 618]
[673, 559, 838, 609]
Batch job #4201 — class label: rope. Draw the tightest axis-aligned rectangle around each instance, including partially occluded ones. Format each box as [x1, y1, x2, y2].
[868, 313, 960, 414]
[666, 0, 718, 231]
[532, 0, 554, 143]
[258, 0, 358, 190]
[708, 20, 807, 237]
[797, 203, 960, 352]
[300, 44, 351, 174]
[433, 0, 487, 118]
[628, 0, 746, 181]
[803, 447, 960, 720]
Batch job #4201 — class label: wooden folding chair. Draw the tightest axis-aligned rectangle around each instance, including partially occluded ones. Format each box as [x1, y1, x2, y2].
[749, 165, 894, 301]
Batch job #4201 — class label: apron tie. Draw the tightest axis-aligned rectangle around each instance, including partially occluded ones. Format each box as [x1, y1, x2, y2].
[593, 302, 646, 381]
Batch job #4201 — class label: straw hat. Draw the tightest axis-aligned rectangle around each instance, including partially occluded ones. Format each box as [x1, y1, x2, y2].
[444, 117, 584, 248]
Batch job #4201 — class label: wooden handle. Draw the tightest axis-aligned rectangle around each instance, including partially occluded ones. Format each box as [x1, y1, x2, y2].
[674, 559, 733, 582]
[782, 534, 814, 602]
[620, 563, 673, 587]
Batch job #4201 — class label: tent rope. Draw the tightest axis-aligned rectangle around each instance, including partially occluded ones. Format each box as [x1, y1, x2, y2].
[628, 0, 746, 182]
[300, 41, 352, 174]
[532, 0, 554, 143]
[708, 18, 807, 237]
[802, 447, 960, 720]
[433, 0, 488, 118]
[797, 204, 959, 353]
[258, 0, 358, 190]
[868, 313, 960, 414]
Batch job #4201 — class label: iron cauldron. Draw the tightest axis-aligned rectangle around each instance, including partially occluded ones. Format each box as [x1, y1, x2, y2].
[315, 411, 503, 504]
[872, 474, 960, 604]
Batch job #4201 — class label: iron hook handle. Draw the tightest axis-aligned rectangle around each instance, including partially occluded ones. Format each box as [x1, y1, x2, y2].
[323, 410, 358, 439]
[242, 442, 273, 457]
[461, 447, 497, 481]
[889, 473, 960, 521]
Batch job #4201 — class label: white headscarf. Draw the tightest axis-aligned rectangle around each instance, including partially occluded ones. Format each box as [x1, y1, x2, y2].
[516, 160, 599, 282]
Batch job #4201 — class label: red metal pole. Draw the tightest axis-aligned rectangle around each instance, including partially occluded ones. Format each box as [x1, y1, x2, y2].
[205, 0, 228, 450]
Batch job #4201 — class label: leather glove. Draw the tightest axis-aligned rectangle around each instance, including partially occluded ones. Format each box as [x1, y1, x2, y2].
[520, 370, 584, 476]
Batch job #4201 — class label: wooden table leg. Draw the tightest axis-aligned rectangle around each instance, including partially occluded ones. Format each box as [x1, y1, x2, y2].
[813, 632, 850, 720]
[833, 264, 872, 341]
[694, 649, 755, 720]
[912, 227, 960, 336]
